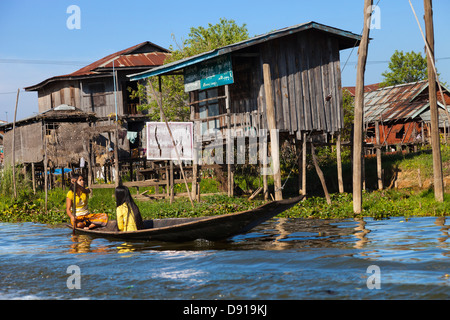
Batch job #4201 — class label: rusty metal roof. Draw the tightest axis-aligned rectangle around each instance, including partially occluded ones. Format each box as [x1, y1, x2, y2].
[25, 41, 170, 91]
[363, 80, 450, 124]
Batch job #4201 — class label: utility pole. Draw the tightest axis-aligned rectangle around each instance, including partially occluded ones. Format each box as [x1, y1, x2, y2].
[353, 0, 372, 214]
[424, 0, 444, 202]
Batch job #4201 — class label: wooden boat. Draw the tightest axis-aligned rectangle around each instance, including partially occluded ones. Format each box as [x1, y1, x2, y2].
[67, 196, 303, 242]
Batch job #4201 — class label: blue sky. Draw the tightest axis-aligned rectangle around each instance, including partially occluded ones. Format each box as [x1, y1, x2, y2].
[1, 0, 449, 121]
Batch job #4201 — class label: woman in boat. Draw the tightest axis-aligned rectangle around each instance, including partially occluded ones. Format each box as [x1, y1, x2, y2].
[66, 173, 108, 229]
[115, 185, 144, 231]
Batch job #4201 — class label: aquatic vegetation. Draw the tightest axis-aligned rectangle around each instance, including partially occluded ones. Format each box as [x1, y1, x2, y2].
[0, 146, 449, 224]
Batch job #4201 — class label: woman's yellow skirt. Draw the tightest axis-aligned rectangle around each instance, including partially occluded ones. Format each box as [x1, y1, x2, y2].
[72, 213, 108, 227]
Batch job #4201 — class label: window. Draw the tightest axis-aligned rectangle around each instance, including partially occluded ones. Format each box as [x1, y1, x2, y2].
[89, 83, 106, 108]
[198, 88, 221, 135]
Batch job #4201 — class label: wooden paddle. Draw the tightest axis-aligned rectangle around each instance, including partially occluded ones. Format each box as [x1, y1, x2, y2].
[72, 181, 77, 234]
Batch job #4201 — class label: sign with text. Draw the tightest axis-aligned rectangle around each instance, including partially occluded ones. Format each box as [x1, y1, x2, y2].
[146, 122, 193, 160]
[184, 54, 234, 92]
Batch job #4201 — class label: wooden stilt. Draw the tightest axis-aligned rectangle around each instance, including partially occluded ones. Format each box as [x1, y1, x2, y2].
[263, 63, 282, 200]
[353, 0, 372, 213]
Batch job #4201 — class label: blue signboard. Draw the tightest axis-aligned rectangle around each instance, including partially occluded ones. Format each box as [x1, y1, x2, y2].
[184, 54, 234, 92]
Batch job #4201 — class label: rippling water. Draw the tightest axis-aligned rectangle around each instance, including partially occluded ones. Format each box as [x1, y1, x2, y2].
[0, 216, 449, 300]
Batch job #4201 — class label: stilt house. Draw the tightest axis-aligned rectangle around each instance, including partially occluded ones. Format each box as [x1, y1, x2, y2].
[129, 21, 362, 199]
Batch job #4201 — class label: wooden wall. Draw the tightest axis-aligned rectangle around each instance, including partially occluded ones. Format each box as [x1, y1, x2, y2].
[259, 30, 343, 137]
[37, 80, 81, 113]
[35, 73, 129, 118]
[4, 122, 43, 165]
[192, 29, 345, 140]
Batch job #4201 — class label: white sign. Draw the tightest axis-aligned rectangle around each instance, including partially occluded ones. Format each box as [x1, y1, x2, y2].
[146, 122, 193, 160]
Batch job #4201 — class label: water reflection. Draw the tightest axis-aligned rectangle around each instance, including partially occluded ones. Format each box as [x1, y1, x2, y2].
[434, 217, 450, 258]
[64, 216, 449, 256]
[353, 218, 370, 249]
[435, 217, 449, 243]
[69, 234, 108, 254]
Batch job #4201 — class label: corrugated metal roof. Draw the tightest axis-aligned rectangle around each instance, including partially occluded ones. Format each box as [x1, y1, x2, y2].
[25, 41, 170, 91]
[343, 83, 380, 96]
[364, 80, 450, 124]
[129, 21, 362, 81]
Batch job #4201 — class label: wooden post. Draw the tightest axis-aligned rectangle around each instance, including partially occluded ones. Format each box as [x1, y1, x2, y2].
[62, 166, 66, 190]
[336, 132, 344, 193]
[11, 89, 19, 199]
[353, 0, 372, 214]
[31, 162, 36, 194]
[170, 160, 174, 204]
[43, 122, 48, 213]
[297, 140, 302, 194]
[261, 129, 269, 200]
[424, 0, 444, 202]
[375, 121, 383, 190]
[225, 85, 233, 197]
[302, 132, 307, 196]
[311, 143, 331, 205]
[165, 161, 169, 198]
[192, 140, 199, 200]
[114, 127, 120, 187]
[262, 63, 282, 200]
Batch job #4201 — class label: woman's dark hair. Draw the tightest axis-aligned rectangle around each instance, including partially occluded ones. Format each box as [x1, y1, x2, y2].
[70, 173, 89, 195]
[115, 186, 144, 230]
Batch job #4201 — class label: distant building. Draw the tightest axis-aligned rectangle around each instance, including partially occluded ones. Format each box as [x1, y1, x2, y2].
[2, 42, 171, 187]
[24, 41, 170, 117]
[361, 80, 450, 151]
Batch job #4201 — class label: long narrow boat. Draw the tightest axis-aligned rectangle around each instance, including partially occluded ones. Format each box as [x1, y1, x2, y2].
[68, 196, 303, 242]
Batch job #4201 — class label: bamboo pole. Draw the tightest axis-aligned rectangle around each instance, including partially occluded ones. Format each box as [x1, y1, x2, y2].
[353, 0, 372, 214]
[112, 61, 120, 187]
[11, 89, 19, 199]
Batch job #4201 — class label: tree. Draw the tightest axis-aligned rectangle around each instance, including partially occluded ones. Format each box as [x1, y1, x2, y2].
[130, 18, 249, 121]
[380, 50, 428, 87]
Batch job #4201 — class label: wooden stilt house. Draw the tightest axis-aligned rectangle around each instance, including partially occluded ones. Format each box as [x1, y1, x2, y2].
[129, 22, 361, 199]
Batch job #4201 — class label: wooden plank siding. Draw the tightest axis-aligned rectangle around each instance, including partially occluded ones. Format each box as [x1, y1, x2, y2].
[191, 30, 344, 139]
[258, 30, 343, 135]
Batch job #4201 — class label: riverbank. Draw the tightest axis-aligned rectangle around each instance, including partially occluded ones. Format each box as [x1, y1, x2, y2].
[1, 146, 449, 224]
[0, 186, 449, 225]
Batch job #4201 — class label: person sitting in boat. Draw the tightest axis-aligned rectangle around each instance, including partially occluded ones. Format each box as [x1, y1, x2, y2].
[66, 174, 108, 230]
[115, 185, 144, 231]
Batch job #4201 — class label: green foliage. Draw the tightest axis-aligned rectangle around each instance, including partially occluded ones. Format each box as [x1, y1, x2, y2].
[342, 90, 355, 143]
[129, 18, 249, 121]
[1, 146, 449, 224]
[380, 50, 428, 87]
[281, 188, 450, 220]
[178, 18, 249, 57]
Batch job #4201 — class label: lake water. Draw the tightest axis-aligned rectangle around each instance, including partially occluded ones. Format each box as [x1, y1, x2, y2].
[0, 216, 449, 300]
